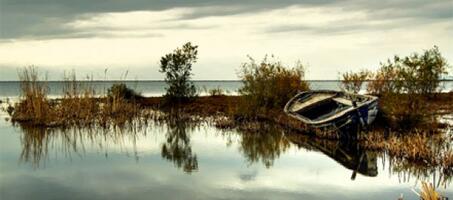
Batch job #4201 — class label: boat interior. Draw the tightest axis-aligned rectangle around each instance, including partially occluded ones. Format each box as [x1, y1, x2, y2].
[289, 93, 368, 121]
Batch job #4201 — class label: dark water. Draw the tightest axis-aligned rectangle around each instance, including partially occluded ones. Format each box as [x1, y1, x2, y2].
[0, 81, 452, 200]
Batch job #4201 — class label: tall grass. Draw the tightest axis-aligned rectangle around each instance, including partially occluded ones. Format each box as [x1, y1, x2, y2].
[12, 67, 53, 125]
[58, 72, 98, 125]
[11, 67, 141, 127]
[360, 129, 453, 175]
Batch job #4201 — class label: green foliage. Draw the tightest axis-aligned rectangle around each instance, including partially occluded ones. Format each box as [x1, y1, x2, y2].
[368, 46, 449, 96]
[160, 42, 198, 103]
[107, 83, 141, 101]
[237, 55, 310, 116]
[396, 46, 448, 95]
[365, 46, 450, 127]
[340, 70, 371, 93]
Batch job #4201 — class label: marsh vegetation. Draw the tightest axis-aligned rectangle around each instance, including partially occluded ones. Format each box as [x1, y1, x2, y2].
[4, 44, 453, 199]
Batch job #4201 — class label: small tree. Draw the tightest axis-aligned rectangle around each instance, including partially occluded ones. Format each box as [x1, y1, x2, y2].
[160, 42, 198, 102]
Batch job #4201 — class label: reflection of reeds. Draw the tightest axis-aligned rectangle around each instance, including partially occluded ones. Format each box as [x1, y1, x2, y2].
[360, 129, 453, 187]
[419, 182, 440, 200]
[18, 118, 150, 168]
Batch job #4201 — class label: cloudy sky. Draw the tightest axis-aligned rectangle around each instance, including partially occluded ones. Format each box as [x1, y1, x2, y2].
[0, 0, 452, 80]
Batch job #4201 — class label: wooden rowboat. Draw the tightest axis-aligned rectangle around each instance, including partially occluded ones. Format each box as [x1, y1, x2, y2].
[284, 90, 378, 129]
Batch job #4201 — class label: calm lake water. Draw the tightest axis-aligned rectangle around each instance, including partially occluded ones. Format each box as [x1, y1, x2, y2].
[1, 80, 452, 101]
[0, 80, 350, 100]
[0, 81, 452, 200]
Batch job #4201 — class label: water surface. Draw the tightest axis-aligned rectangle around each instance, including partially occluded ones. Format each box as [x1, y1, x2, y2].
[1, 81, 452, 200]
[0, 115, 451, 200]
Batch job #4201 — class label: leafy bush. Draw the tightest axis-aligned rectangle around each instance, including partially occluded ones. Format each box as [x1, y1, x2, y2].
[340, 70, 371, 93]
[366, 63, 400, 95]
[237, 56, 309, 116]
[107, 83, 142, 101]
[160, 42, 198, 103]
[368, 46, 448, 96]
[366, 46, 450, 127]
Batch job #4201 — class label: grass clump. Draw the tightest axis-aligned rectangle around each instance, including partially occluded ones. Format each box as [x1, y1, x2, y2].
[58, 72, 99, 125]
[160, 42, 198, 104]
[236, 55, 309, 117]
[11, 67, 53, 125]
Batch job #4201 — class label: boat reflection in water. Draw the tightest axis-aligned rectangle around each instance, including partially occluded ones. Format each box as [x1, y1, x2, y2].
[286, 132, 378, 180]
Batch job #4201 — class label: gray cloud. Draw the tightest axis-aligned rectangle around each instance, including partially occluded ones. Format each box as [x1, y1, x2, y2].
[0, 0, 451, 40]
[265, 19, 412, 35]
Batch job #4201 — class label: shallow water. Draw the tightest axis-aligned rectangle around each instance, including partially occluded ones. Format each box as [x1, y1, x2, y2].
[1, 80, 452, 199]
[0, 111, 451, 200]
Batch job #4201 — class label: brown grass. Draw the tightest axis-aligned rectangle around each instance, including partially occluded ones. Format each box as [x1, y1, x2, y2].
[419, 182, 440, 200]
[11, 68, 141, 128]
[12, 67, 54, 125]
[360, 129, 452, 175]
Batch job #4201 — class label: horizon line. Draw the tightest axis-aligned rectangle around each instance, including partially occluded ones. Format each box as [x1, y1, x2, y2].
[0, 79, 452, 82]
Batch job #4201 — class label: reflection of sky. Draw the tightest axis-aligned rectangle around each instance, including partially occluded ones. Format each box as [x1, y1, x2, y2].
[0, 119, 451, 200]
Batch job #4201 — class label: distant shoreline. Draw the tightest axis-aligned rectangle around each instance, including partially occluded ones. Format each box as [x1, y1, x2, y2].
[1, 79, 452, 82]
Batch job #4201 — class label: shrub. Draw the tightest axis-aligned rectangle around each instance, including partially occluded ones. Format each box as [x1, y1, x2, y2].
[398, 46, 448, 95]
[103, 83, 140, 123]
[208, 87, 224, 96]
[237, 56, 309, 116]
[107, 83, 142, 101]
[366, 46, 450, 127]
[366, 63, 400, 95]
[340, 70, 371, 93]
[160, 42, 198, 103]
[368, 46, 448, 96]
